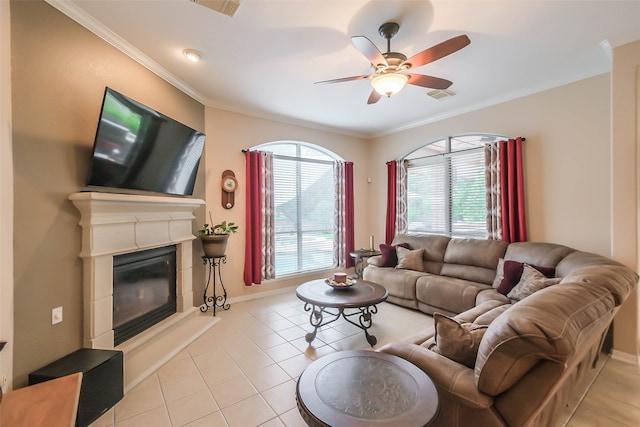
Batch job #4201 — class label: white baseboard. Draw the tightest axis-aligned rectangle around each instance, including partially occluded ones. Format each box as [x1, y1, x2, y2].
[611, 349, 640, 365]
[226, 284, 298, 305]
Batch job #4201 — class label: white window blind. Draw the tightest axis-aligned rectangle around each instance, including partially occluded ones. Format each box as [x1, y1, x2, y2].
[450, 150, 487, 237]
[407, 161, 447, 234]
[272, 154, 335, 276]
[407, 146, 487, 238]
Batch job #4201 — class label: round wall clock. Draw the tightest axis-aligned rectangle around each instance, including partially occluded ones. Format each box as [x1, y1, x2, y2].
[222, 175, 238, 192]
[221, 170, 237, 209]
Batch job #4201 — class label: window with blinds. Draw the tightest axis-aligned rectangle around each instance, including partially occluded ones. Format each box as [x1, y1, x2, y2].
[262, 142, 338, 276]
[406, 135, 500, 238]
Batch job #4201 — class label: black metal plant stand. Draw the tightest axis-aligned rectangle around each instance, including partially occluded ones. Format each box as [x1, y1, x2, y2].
[200, 256, 230, 316]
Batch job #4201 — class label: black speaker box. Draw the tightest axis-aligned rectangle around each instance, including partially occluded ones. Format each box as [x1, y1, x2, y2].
[29, 348, 123, 427]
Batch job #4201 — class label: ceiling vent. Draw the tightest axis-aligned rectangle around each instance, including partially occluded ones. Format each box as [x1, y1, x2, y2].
[189, 0, 241, 17]
[427, 89, 455, 100]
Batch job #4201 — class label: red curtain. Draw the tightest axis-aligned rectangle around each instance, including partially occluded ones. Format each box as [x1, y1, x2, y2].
[345, 162, 355, 268]
[500, 137, 527, 242]
[244, 151, 263, 286]
[385, 161, 397, 245]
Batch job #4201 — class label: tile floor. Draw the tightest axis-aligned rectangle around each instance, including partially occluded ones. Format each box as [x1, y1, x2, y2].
[90, 291, 640, 427]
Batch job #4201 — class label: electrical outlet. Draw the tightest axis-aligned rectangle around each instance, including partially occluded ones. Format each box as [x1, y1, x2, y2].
[52, 306, 63, 325]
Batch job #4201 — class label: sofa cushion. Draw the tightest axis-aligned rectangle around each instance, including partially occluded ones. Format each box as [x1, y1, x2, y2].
[441, 238, 508, 284]
[475, 282, 616, 396]
[379, 242, 411, 267]
[496, 260, 555, 295]
[392, 234, 451, 274]
[476, 288, 510, 306]
[503, 242, 575, 269]
[362, 265, 424, 301]
[417, 275, 491, 314]
[456, 302, 511, 326]
[507, 264, 561, 301]
[557, 251, 640, 305]
[432, 313, 488, 368]
[396, 247, 424, 271]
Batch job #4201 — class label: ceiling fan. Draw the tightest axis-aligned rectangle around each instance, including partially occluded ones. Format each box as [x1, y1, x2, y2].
[315, 22, 470, 104]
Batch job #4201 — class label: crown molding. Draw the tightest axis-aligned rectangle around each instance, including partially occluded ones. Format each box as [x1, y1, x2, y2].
[376, 68, 610, 138]
[44, 0, 206, 105]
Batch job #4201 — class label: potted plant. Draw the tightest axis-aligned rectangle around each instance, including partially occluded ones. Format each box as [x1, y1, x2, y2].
[198, 213, 239, 258]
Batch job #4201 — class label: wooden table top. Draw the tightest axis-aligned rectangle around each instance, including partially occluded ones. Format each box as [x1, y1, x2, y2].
[296, 350, 438, 427]
[296, 279, 387, 308]
[0, 372, 82, 427]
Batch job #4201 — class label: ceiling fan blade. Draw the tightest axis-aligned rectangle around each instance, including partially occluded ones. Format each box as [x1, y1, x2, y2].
[407, 74, 453, 90]
[314, 75, 370, 85]
[367, 90, 382, 105]
[403, 35, 470, 69]
[351, 36, 388, 68]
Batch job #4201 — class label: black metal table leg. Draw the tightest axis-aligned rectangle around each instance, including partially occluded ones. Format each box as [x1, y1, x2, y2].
[302, 302, 380, 347]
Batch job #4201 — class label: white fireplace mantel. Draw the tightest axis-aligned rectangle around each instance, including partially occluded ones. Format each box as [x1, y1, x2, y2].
[69, 192, 204, 349]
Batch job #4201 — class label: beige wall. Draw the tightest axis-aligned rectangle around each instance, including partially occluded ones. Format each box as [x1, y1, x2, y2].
[611, 39, 640, 358]
[201, 107, 369, 300]
[10, 0, 205, 386]
[8, 1, 640, 391]
[370, 75, 612, 256]
[1, 0, 14, 392]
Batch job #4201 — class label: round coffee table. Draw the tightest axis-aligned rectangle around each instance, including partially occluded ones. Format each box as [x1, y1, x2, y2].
[296, 350, 439, 427]
[296, 279, 388, 346]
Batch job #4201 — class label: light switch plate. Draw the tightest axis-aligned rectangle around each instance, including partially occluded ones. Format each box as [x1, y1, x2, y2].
[52, 306, 63, 325]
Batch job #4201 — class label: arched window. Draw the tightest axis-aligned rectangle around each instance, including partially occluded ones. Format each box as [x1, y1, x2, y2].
[255, 141, 343, 276]
[404, 134, 507, 238]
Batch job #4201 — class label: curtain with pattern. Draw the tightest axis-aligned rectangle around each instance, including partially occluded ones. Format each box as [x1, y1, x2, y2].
[485, 142, 502, 240]
[385, 160, 408, 244]
[334, 161, 355, 268]
[484, 137, 527, 242]
[395, 159, 408, 236]
[243, 150, 275, 285]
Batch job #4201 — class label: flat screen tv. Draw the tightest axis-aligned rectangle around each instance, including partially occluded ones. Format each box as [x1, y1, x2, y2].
[86, 87, 205, 196]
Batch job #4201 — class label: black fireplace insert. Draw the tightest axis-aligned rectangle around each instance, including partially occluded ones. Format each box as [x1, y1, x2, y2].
[113, 245, 177, 346]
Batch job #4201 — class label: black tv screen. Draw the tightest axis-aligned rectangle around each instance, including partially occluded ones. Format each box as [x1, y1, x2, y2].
[86, 87, 205, 196]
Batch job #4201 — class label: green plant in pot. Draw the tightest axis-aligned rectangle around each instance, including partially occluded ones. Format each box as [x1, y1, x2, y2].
[199, 214, 238, 258]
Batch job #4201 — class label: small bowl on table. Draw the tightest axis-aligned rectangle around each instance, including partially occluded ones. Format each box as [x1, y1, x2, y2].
[326, 273, 356, 289]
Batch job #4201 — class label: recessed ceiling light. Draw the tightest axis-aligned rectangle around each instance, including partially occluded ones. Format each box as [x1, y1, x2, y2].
[182, 49, 201, 62]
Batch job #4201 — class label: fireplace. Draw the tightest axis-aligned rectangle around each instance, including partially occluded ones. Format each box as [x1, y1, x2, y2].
[70, 192, 217, 391]
[113, 245, 177, 346]
[69, 192, 204, 348]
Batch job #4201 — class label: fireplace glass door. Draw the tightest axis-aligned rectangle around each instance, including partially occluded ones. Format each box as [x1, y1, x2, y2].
[113, 245, 177, 345]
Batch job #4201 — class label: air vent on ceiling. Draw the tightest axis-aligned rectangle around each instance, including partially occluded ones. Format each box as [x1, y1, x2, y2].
[189, 0, 241, 17]
[427, 89, 455, 100]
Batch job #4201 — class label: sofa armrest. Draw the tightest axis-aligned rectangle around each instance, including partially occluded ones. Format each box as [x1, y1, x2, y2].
[378, 341, 494, 409]
[367, 255, 382, 267]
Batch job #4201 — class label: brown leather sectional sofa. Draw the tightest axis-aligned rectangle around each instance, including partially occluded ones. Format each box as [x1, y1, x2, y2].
[363, 234, 638, 427]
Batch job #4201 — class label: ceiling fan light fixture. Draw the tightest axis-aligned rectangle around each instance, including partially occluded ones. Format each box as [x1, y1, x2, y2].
[182, 49, 201, 62]
[371, 73, 409, 97]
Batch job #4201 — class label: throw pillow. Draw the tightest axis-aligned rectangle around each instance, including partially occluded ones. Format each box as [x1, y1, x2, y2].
[395, 247, 424, 272]
[432, 313, 488, 368]
[379, 242, 411, 267]
[507, 264, 562, 301]
[497, 260, 556, 296]
[492, 258, 505, 289]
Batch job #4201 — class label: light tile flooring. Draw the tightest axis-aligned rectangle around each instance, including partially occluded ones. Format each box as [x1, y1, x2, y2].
[90, 291, 640, 427]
